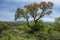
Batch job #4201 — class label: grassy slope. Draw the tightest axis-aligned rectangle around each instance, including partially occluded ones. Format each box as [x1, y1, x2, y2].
[0, 22, 37, 40]
[0, 21, 60, 40]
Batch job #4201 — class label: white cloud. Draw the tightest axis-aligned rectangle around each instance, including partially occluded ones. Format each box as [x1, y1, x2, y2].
[41, 10, 60, 22]
[15, 0, 60, 4]
[42, 17, 55, 22]
[4, 0, 60, 7]
[49, 10, 60, 18]
[7, 0, 60, 7]
[41, 0, 60, 7]
[41, 9, 60, 22]
[6, 0, 60, 4]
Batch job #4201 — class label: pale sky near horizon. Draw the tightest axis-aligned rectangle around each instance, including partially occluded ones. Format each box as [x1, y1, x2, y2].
[0, 0, 60, 22]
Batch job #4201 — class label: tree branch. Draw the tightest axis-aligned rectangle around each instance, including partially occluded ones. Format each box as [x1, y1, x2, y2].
[36, 10, 45, 21]
[36, 12, 43, 21]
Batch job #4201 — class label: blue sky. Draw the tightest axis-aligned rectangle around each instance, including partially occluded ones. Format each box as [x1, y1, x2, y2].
[0, 0, 60, 22]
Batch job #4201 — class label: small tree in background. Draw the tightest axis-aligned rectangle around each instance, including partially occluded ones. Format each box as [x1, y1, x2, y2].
[53, 17, 60, 32]
[15, 2, 53, 32]
[55, 17, 60, 23]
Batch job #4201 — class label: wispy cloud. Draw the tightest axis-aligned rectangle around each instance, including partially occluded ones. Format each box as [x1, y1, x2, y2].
[6, 0, 60, 6]
[0, 11, 14, 21]
[42, 17, 55, 22]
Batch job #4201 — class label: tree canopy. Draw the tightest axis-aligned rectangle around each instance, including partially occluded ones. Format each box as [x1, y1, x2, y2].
[15, 2, 53, 28]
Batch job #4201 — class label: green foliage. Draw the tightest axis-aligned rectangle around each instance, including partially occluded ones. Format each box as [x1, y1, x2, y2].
[52, 17, 60, 32]
[0, 19, 60, 40]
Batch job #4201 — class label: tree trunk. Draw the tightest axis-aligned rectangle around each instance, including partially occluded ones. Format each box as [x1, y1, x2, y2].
[26, 18, 31, 27]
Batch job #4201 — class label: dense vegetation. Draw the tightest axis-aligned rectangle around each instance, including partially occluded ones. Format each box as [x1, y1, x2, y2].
[0, 17, 60, 40]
